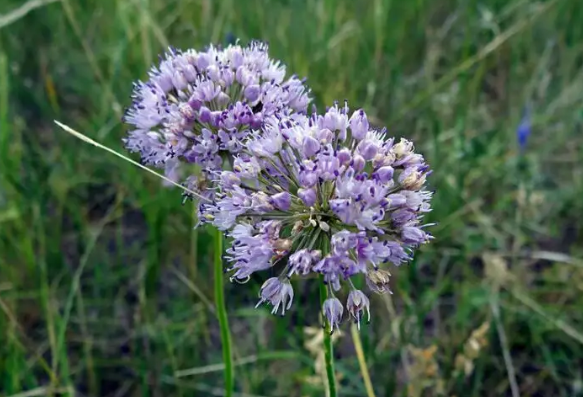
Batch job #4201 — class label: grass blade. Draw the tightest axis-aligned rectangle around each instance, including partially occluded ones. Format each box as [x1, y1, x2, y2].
[390, 0, 560, 123]
[174, 351, 299, 378]
[53, 121, 208, 201]
[0, 0, 60, 30]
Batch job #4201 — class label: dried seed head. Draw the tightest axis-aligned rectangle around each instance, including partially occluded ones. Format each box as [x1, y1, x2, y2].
[365, 269, 393, 294]
[273, 238, 292, 252]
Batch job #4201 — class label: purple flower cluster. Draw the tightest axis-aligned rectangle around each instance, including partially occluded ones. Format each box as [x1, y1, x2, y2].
[122, 41, 310, 181]
[123, 41, 433, 331]
[201, 102, 434, 330]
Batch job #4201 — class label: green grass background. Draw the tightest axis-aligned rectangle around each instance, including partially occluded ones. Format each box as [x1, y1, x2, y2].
[1, 0, 583, 396]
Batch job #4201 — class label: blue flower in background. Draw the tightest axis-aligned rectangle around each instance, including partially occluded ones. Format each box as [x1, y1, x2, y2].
[516, 106, 531, 150]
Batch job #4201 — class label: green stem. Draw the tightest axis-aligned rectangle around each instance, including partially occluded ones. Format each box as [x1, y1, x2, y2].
[214, 228, 234, 396]
[319, 233, 337, 397]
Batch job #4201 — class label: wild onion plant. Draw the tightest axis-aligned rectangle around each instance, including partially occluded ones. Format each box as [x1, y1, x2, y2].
[122, 40, 433, 397]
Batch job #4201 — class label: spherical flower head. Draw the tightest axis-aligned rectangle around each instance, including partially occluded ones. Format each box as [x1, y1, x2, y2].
[122, 41, 311, 181]
[205, 102, 434, 328]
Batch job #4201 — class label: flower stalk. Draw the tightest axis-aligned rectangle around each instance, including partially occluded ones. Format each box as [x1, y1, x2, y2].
[214, 228, 234, 396]
[319, 236, 338, 397]
[320, 279, 338, 397]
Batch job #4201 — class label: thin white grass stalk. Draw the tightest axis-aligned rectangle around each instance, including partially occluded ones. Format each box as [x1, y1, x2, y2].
[509, 287, 583, 345]
[0, 0, 60, 30]
[6, 386, 75, 397]
[350, 324, 376, 397]
[490, 291, 520, 397]
[170, 267, 216, 315]
[53, 121, 210, 202]
[174, 351, 298, 377]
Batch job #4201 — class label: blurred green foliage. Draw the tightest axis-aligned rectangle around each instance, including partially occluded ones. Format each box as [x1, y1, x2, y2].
[1, 0, 583, 396]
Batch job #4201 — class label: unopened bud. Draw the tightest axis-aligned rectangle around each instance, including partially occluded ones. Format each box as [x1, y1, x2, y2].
[318, 220, 330, 232]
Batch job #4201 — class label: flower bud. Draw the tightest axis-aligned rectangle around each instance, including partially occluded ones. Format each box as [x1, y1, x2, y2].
[357, 139, 379, 161]
[270, 192, 291, 211]
[376, 150, 395, 167]
[298, 187, 317, 207]
[172, 71, 188, 91]
[198, 106, 212, 123]
[188, 95, 203, 111]
[222, 68, 235, 86]
[244, 84, 261, 102]
[207, 64, 220, 81]
[216, 92, 230, 107]
[349, 109, 369, 140]
[196, 53, 210, 69]
[352, 154, 365, 172]
[302, 135, 321, 157]
[387, 193, 406, 207]
[337, 148, 352, 165]
[373, 166, 394, 183]
[323, 108, 348, 137]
